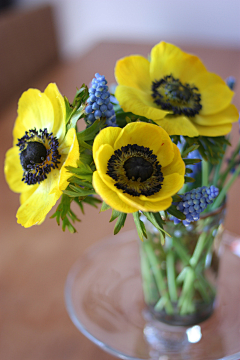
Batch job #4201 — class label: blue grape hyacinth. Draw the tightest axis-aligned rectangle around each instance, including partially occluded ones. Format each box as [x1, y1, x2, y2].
[85, 73, 117, 126]
[170, 186, 219, 225]
[226, 76, 236, 91]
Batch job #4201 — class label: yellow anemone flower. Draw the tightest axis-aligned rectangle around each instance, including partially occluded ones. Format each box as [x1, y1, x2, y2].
[92, 122, 185, 213]
[115, 42, 238, 137]
[4, 83, 79, 228]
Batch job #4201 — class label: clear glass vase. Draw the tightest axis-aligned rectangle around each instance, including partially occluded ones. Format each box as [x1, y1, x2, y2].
[139, 204, 226, 327]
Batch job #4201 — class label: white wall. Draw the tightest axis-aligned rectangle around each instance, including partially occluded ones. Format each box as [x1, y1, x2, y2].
[16, 0, 240, 59]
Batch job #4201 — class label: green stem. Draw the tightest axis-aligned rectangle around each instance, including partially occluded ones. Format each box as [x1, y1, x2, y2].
[171, 237, 190, 264]
[194, 279, 210, 302]
[212, 164, 240, 210]
[166, 251, 178, 302]
[139, 246, 159, 304]
[189, 232, 207, 268]
[202, 158, 209, 187]
[143, 241, 173, 314]
[212, 160, 223, 187]
[178, 267, 195, 315]
[218, 139, 240, 188]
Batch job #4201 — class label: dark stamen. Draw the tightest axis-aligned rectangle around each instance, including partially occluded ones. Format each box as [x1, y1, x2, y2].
[17, 128, 61, 186]
[106, 144, 164, 197]
[151, 74, 202, 117]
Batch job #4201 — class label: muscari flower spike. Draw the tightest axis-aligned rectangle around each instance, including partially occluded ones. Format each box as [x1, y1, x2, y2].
[170, 186, 219, 225]
[226, 76, 236, 91]
[85, 73, 117, 127]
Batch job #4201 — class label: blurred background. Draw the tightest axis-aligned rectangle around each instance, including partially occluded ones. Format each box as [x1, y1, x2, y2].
[2, 0, 240, 59]
[0, 1, 240, 360]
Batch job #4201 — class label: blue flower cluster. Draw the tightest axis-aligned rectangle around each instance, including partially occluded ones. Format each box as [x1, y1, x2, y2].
[85, 73, 116, 126]
[170, 186, 219, 225]
[226, 76, 236, 91]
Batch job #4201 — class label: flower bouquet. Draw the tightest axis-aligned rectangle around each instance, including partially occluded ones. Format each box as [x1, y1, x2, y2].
[4, 42, 239, 330]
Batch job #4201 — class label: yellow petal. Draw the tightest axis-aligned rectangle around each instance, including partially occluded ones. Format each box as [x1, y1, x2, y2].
[44, 83, 66, 143]
[13, 88, 54, 145]
[193, 122, 233, 136]
[92, 126, 122, 160]
[139, 173, 184, 203]
[150, 42, 206, 83]
[115, 85, 169, 120]
[94, 144, 114, 179]
[57, 128, 80, 191]
[20, 185, 38, 205]
[115, 55, 151, 91]
[193, 71, 226, 91]
[193, 104, 239, 126]
[16, 173, 62, 227]
[114, 122, 174, 167]
[118, 191, 172, 212]
[4, 146, 29, 193]
[153, 116, 199, 137]
[92, 171, 137, 213]
[200, 83, 234, 115]
[162, 144, 185, 176]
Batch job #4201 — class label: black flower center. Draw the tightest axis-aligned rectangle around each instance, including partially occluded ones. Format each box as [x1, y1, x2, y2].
[124, 157, 153, 182]
[107, 144, 164, 197]
[17, 128, 61, 185]
[20, 142, 47, 170]
[152, 75, 202, 117]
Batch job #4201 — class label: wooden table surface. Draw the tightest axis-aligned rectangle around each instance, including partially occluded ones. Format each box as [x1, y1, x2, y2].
[1, 41, 240, 360]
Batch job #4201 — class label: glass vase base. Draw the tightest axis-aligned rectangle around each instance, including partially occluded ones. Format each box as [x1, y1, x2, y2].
[65, 230, 240, 360]
[147, 301, 214, 327]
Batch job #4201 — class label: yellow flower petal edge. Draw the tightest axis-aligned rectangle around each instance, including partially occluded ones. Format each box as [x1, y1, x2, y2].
[115, 41, 238, 137]
[93, 172, 138, 213]
[58, 128, 79, 192]
[115, 55, 151, 92]
[16, 173, 62, 227]
[92, 122, 185, 213]
[4, 83, 80, 228]
[13, 89, 55, 145]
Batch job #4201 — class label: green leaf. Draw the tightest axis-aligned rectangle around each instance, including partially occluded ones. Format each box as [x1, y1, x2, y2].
[142, 211, 171, 237]
[66, 163, 93, 182]
[77, 139, 93, 150]
[183, 158, 202, 165]
[50, 194, 81, 233]
[68, 105, 85, 130]
[185, 168, 193, 174]
[133, 212, 147, 240]
[64, 96, 74, 125]
[82, 196, 101, 207]
[142, 211, 164, 232]
[63, 190, 84, 197]
[68, 184, 96, 196]
[181, 135, 230, 165]
[184, 176, 195, 183]
[79, 152, 93, 165]
[68, 176, 94, 189]
[110, 209, 121, 222]
[77, 118, 105, 142]
[114, 212, 127, 235]
[172, 194, 182, 202]
[115, 110, 151, 128]
[100, 201, 111, 212]
[181, 144, 199, 158]
[167, 205, 186, 220]
[72, 84, 89, 107]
